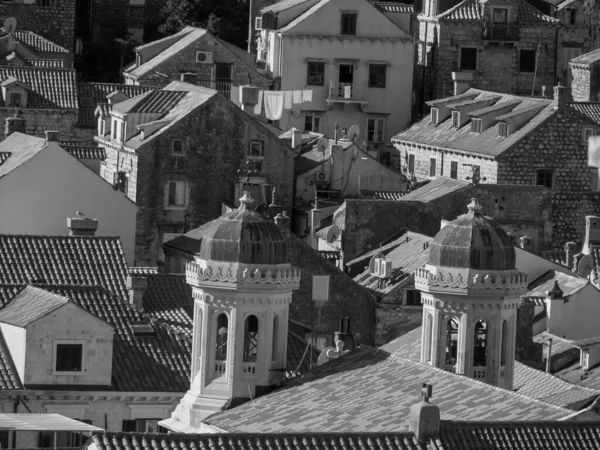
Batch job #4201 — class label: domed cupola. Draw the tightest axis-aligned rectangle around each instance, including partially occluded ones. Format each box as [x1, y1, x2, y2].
[428, 198, 516, 271]
[198, 191, 290, 265]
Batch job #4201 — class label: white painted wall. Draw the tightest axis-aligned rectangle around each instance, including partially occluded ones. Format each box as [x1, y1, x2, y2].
[0, 141, 137, 264]
[547, 284, 600, 340]
[515, 247, 574, 282]
[0, 323, 26, 383]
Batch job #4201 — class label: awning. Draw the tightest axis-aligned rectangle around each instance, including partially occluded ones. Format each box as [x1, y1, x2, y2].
[0, 413, 104, 431]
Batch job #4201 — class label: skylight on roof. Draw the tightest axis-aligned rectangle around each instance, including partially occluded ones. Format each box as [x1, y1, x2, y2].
[130, 321, 155, 337]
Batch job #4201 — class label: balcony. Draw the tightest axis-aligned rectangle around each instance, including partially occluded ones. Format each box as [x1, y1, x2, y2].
[473, 367, 487, 379]
[327, 81, 367, 111]
[482, 23, 519, 42]
[242, 362, 257, 376]
[197, 79, 232, 99]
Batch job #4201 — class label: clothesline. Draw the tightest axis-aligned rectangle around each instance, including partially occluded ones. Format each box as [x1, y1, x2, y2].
[231, 87, 314, 120]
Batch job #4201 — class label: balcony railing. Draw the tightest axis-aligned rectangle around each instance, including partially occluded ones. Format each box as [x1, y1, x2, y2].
[444, 364, 457, 373]
[197, 79, 232, 99]
[482, 23, 519, 41]
[473, 367, 487, 379]
[214, 361, 227, 375]
[327, 81, 367, 109]
[242, 362, 257, 376]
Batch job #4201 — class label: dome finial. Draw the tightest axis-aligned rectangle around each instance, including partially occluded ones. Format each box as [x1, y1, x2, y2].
[239, 190, 254, 210]
[547, 279, 564, 299]
[467, 197, 482, 213]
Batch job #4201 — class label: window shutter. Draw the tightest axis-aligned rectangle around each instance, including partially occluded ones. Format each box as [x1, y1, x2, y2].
[312, 275, 330, 301]
[176, 181, 186, 205]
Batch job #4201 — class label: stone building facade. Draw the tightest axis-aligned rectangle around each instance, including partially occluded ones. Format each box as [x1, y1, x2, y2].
[554, 0, 586, 85]
[89, 0, 164, 43]
[414, 0, 558, 109]
[95, 82, 294, 266]
[124, 27, 272, 93]
[393, 83, 600, 251]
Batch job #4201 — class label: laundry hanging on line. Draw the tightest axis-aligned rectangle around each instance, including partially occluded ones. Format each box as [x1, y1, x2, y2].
[264, 91, 284, 120]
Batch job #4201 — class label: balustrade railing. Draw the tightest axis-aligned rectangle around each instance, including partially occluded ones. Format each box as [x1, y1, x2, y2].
[214, 361, 227, 375]
[444, 364, 457, 373]
[197, 79, 233, 99]
[473, 367, 487, 379]
[242, 362, 257, 376]
[482, 23, 519, 41]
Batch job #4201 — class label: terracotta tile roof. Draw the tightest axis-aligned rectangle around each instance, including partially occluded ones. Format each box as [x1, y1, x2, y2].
[206, 345, 575, 432]
[0, 67, 77, 109]
[0, 286, 69, 327]
[567, 102, 600, 125]
[0, 133, 47, 179]
[112, 90, 187, 114]
[399, 177, 469, 202]
[353, 232, 433, 296]
[0, 152, 11, 165]
[572, 336, 600, 348]
[0, 327, 22, 389]
[319, 250, 341, 261]
[381, 327, 600, 410]
[60, 143, 106, 160]
[541, 250, 567, 266]
[359, 190, 408, 200]
[142, 274, 193, 336]
[262, 0, 316, 13]
[570, 48, 600, 66]
[371, 1, 414, 13]
[438, 0, 557, 22]
[88, 432, 429, 450]
[523, 270, 589, 299]
[0, 234, 129, 303]
[556, 360, 600, 391]
[24, 59, 65, 68]
[392, 90, 555, 158]
[439, 421, 600, 449]
[14, 31, 70, 53]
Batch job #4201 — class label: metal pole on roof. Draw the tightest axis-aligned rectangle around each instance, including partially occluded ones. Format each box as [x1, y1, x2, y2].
[53, 431, 57, 450]
[532, 36, 542, 97]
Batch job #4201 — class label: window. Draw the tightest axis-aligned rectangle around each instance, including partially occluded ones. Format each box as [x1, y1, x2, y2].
[566, 8, 576, 25]
[452, 111, 460, 128]
[272, 315, 280, 362]
[55, 343, 83, 372]
[445, 317, 459, 369]
[591, 168, 600, 191]
[243, 315, 259, 364]
[367, 117, 385, 143]
[304, 113, 321, 132]
[112, 119, 117, 139]
[167, 180, 188, 207]
[215, 313, 228, 361]
[9, 93, 20, 107]
[429, 157, 437, 177]
[501, 320, 508, 366]
[408, 153, 415, 174]
[459, 47, 478, 71]
[368, 64, 387, 88]
[171, 139, 184, 155]
[405, 289, 422, 306]
[425, 313, 433, 363]
[312, 275, 330, 301]
[307, 62, 325, 86]
[473, 319, 488, 368]
[536, 169, 554, 189]
[450, 161, 458, 179]
[499, 122, 509, 137]
[122, 419, 160, 433]
[341, 13, 357, 35]
[583, 126, 594, 143]
[116, 171, 128, 194]
[248, 141, 264, 157]
[519, 50, 536, 73]
[471, 118, 482, 133]
[492, 8, 508, 22]
[430, 108, 439, 124]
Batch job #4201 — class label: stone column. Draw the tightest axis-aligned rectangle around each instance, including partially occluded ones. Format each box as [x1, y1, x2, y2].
[430, 308, 443, 367]
[457, 311, 471, 376]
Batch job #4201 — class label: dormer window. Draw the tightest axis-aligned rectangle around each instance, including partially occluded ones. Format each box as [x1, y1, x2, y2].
[370, 254, 391, 278]
[452, 111, 460, 128]
[9, 93, 20, 107]
[430, 108, 439, 125]
[54, 341, 84, 374]
[492, 8, 508, 23]
[471, 118, 482, 133]
[499, 122, 509, 137]
[341, 13, 357, 35]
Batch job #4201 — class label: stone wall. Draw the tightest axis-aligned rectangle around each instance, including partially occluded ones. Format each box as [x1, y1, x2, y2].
[0, 0, 76, 51]
[571, 61, 600, 102]
[556, 0, 586, 85]
[133, 33, 271, 90]
[0, 110, 80, 141]
[100, 95, 294, 265]
[497, 106, 600, 248]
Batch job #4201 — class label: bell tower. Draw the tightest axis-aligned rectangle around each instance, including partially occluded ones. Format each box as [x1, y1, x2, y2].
[162, 192, 300, 431]
[415, 199, 528, 389]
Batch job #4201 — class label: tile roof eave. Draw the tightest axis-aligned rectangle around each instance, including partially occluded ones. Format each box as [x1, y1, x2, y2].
[391, 138, 498, 159]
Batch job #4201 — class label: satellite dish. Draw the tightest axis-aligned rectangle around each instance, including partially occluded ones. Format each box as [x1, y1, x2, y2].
[577, 254, 594, 278]
[316, 137, 328, 153]
[4, 18, 17, 35]
[348, 124, 360, 143]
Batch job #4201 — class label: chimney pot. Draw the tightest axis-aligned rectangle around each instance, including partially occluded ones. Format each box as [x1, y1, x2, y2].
[45, 130, 59, 142]
[564, 241, 577, 269]
[452, 71, 474, 95]
[409, 384, 440, 444]
[291, 128, 302, 151]
[180, 72, 198, 85]
[274, 211, 291, 232]
[67, 213, 98, 236]
[553, 83, 565, 109]
[519, 235, 533, 252]
[239, 85, 259, 114]
[127, 275, 148, 310]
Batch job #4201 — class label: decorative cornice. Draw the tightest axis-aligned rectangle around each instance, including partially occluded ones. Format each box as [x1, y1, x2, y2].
[415, 266, 528, 291]
[186, 261, 301, 287]
[286, 34, 412, 44]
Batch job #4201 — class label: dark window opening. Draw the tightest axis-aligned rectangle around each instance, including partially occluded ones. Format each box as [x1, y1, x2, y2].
[450, 161, 458, 179]
[519, 50, 536, 73]
[460, 47, 477, 71]
[408, 153, 415, 174]
[536, 169, 554, 188]
[368, 64, 386, 88]
[307, 62, 325, 86]
[341, 13, 357, 35]
[55, 343, 83, 372]
[405, 289, 422, 306]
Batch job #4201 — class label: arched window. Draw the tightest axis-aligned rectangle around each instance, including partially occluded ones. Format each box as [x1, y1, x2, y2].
[473, 320, 488, 367]
[445, 317, 459, 370]
[425, 313, 433, 363]
[272, 315, 279, 362]
[215, 313, 228, 361]
[501, 320, 508, 366]
[243, 315, 259, 362]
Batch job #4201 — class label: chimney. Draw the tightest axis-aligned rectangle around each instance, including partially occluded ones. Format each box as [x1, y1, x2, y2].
[4, 117, 25, 138]
[452, 71, 474, 96]
[268, 186, 284, 218]
[67, 213, 98, 236]
[564, 241, 577, 269]
[546, 338, 553, 373]
[310, 196, 321, 250]
[409, 384, 440, 444]
[553, 83, 565, 109]
[582, 215, 600, 254]
[570, 54, 600, 102]
[45, 130, 59, 142]
[274, 211, 291, 233]
[291, 128, 302, 151]
[127, 275, 148, 310]
[239, 85, 259, 114]
[180, 72, 198, 85]
[546, 279, 564, 338]
[330, 144, 344, 190]
[519, 235, 533, 252]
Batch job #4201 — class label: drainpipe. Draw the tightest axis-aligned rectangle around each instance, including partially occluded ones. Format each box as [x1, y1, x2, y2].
[546, 338, 553, 373]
